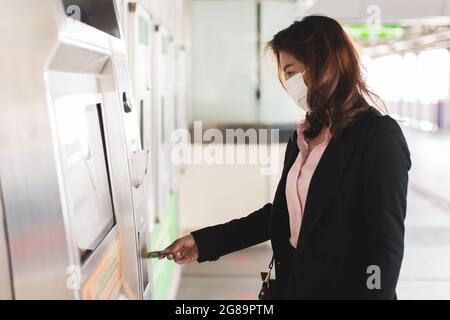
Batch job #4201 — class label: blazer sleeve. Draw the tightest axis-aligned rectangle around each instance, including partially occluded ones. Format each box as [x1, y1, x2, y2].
[191, 131, 297, 263]
[360, 116, 412, 299]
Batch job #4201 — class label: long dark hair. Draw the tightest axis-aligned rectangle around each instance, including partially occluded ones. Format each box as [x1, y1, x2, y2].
[266, 15, 382, 139]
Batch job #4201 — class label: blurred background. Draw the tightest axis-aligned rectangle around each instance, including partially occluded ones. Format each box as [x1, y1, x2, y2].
[175, 0, 450, 300]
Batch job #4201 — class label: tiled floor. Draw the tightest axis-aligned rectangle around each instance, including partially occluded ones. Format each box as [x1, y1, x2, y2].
[397, 191, 450, 299]
[177, 128, 450, 300]
[396, 128, 450, 299]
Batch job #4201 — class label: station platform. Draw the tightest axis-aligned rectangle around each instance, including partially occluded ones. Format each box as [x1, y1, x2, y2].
[177, 127, 450, 299]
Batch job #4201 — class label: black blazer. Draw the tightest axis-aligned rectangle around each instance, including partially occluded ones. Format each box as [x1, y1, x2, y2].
[191, 106, 412, 299]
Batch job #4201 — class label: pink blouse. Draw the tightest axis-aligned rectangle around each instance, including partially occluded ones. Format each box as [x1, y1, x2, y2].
[285, 121, 332, 248]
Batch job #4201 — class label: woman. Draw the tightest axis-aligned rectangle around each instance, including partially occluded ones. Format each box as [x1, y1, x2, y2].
[163, 15, 411, 299]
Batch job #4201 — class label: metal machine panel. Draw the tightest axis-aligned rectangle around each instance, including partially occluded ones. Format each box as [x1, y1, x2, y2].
[127, 4, 157, 231]
[0, 0, 74, 300]
[126, 4, 159, 299]
[99, 60, 142, 299]
[110, 47, 151, 298]
[0, 0, 144, 299]
[0, 184, 13, 299]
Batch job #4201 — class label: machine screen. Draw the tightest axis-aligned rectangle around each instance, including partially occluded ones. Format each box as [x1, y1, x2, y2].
[62, 0, 121, 39]
[55, 102, 116, 262]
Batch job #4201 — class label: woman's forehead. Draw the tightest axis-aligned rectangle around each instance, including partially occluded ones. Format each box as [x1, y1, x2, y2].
[279, 51, 304, 70]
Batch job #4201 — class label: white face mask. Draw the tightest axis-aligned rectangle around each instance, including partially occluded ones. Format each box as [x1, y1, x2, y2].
[284, 71, 310, 112]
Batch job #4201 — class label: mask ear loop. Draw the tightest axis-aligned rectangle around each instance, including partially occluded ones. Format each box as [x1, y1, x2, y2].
[300, 69, 311, 114]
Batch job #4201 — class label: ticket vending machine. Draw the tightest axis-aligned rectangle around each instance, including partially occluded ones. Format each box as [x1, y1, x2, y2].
[126, 3, 158, 299]
[152, 25, 174, 220]
[127, 2, 158, 229]
[171, 45, 189, 193]
[0, 0, 150, 299]
[166, 36, 179, 195]
[110, 37, 153, 300]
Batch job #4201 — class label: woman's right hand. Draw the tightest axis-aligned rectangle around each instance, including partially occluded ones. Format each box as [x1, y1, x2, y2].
[162, 234, 199, 265]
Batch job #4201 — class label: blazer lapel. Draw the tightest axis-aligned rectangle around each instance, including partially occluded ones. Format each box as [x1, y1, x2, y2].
[296, 109, 377, 247]
[283, 133, 299, 176]
[272, 132, 300, 242]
